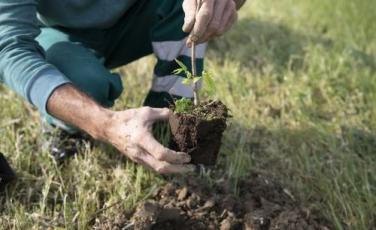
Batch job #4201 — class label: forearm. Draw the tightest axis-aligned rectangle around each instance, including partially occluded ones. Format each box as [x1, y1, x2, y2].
[46, 84, 112, 140]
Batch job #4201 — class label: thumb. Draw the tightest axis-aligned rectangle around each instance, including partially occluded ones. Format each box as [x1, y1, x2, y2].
[182, 0, 197, 33]
[148, 108, 171, 121]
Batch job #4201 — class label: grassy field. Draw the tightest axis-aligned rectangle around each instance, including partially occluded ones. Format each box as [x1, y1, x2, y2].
[1, 0, 376, 229]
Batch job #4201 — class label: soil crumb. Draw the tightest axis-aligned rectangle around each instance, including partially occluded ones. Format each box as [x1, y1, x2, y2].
[94, 171, 332, 230]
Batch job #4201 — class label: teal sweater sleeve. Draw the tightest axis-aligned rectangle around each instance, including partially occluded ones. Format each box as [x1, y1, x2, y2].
[0, 0, 70, 115]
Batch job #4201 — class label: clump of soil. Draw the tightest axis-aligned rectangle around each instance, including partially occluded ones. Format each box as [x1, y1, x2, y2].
[123, 171, 331, 230]
[169, 100, 229, 165]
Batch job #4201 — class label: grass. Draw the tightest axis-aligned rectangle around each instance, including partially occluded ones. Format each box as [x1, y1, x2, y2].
[1, 0, 376, 229]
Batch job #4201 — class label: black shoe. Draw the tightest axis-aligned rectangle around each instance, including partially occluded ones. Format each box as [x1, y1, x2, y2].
[0, 152, 16, 191]
[41, 122, 91, 163]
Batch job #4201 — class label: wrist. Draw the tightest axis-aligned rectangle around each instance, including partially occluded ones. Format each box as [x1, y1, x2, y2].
[46, 84, 117, 141]
[86, 107, 114, 141]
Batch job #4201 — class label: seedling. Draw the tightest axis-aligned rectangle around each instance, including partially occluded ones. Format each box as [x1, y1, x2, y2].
[173, 59, 215, 108]
[169, 55, 229, 166]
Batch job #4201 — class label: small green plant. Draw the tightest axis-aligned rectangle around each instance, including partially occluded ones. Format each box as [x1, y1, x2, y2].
[174, 97, 194, 113]
[173, 59, 215, 106]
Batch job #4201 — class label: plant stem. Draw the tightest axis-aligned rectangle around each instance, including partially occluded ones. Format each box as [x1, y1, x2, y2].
[191, 42, 200, 106]
[191, 0, 202, 106]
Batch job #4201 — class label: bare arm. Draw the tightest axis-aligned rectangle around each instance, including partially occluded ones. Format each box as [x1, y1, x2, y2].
[47, 84, 110, 139]
[47, 84, 195, 174]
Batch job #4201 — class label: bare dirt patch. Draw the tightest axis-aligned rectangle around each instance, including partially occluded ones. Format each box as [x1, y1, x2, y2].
[94, 171, 332, 230]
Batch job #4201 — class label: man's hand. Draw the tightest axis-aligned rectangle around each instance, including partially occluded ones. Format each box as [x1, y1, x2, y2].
[182, 0, 240, 46]
[47, 84, 194, 175]
[102, 107, 195, 174]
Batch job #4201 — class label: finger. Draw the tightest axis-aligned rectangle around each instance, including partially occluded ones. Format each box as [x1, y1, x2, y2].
[186, 38, 192, 48]
[182, 0, 197, 33]
[141, 107, 171, 121]
[190, 0, 215, 44]
[137, 132, 191, 164]
[197, 0, 235, 43]
[149, 107, 171, 121]
[216, 0, 237, 36]
[206, 0, 227, 38]
[124, 146, 143, 164]
[219, 10, 238, 35]
[141, 152, 196, 175]
[197, 32, 212, 44]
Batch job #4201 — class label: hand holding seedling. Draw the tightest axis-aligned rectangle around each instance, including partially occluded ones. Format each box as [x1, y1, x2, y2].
[182, 0, 240, 46]
[103, 107, 195, 174]
[47, 85, 195, 175]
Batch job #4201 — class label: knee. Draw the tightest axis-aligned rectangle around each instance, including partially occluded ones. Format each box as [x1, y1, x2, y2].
[43, 42, 123, 107]
[74, 68, 123, 107]
[82, 70, 111, 106]
[44, 42, 84, 64]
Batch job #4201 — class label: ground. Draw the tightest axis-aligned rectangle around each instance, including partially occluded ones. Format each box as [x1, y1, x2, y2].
[1, 0, 376, 229]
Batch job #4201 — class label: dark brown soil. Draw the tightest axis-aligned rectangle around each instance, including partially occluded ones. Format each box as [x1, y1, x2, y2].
[95, 171, 332, 230]
[169, 100, 229, 165]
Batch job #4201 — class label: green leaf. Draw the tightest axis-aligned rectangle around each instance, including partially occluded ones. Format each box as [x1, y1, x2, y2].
[203, 71, 215, 93]
[174, 59, 194, 79]
[182, 78, 192, 85]
[175, 59, 188, 72]
[173, 68, 184, 75]
[193, 77, 202, 83]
